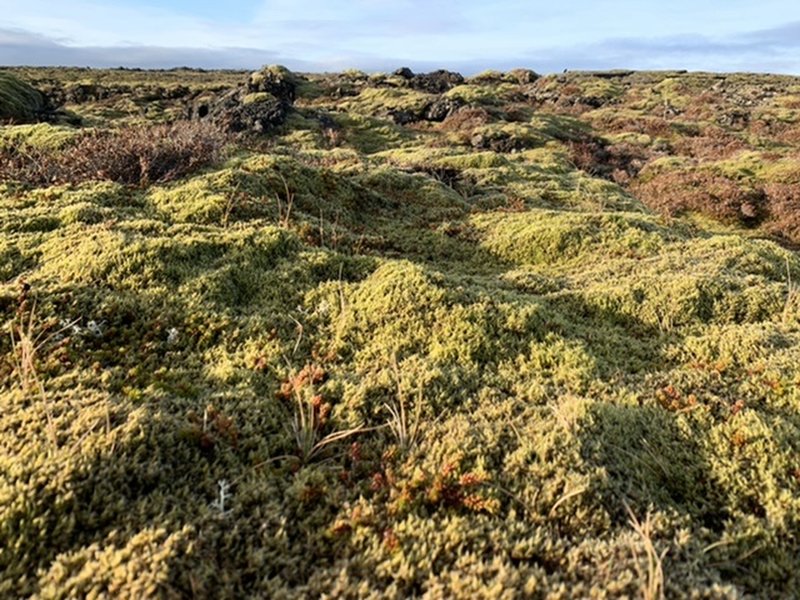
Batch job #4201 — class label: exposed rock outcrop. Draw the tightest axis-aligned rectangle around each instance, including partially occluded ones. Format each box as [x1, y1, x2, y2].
[192, 65, 300, 133]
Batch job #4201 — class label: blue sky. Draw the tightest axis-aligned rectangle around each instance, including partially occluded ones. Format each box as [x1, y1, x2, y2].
[0, 0, 798, 74]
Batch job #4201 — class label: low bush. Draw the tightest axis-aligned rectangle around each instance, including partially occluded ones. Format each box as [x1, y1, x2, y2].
[0, 121, 227, 187]
[631, 169, 766, 225]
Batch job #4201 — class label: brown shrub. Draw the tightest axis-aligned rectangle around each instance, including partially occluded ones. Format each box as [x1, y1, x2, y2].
[761, 183, 800, 245]
[568, 139, 651, 184]
[631, 170, 766, 225]
[591, 113, 673, 138]
[672, 127, 747, 160]
[776, 124, 800, 146]
[683, 91, 722, 121]
[440, 107, 493, 133]
[0, 121, 227, 187]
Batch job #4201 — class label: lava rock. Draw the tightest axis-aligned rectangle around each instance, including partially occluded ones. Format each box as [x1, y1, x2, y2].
[394, 67, 415, 79]
[506, 68, 539, 84]
[209, 89, 288, 133]
[195, 65, 300, 133]
[422, 97, 464, 122]
[390, 110, 419, 125]
[410, 70, 465, 94]
[246, 65, 298, 104]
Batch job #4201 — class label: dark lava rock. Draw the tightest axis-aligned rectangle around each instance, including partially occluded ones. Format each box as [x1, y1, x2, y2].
[246, 66, 298, 104]
[388, 97, 464, 125]
[717, 109, 750, 129]
[194, 65, 300, 133]
[65, 83, 107, 103]
[410, 70, 465, 94]
[394, 67, 415, 79]
[470, 129, 539, 153]
[390, 110, 419, 125]
[208, 89, 288, 133]
[422, 97, 464, 122]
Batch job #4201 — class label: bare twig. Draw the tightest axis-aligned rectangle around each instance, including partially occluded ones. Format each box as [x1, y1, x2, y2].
[275, 171, 295, 228]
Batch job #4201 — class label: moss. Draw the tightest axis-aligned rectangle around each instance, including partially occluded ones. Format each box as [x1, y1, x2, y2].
[472, 210, 671, 266]
[444, 84, 516, 106]
[375, 146, 509, 170]
[58, 202, 115, 225]
[0, 123, 79, 152]
[242, 91, 277, 105]
[248, 64, 299, 91]
[710, 151, 800, 184]
[330, 113, 419, 154]
[341, 87, 434, 117]
[0, 72, 47, 123]
[4, 67, 800, 598]
[579, 78, 625, 101]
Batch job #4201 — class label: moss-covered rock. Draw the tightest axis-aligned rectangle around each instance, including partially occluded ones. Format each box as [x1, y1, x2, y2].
[0, 72, 48, 123]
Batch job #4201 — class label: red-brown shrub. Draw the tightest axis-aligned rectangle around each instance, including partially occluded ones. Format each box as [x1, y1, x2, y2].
[568, 139, 650, 184]
[440, 107, 493, 133]
[672, 127, 747, 160]
[0, 121, 227, 187]
[631, 170, 766, 225]
[761, 182, 800, 245]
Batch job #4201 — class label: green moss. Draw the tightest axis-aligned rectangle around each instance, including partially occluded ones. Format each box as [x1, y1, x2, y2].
[330, 113, 419, 154]
[710, 151, 800, 184]
[341, 87, 434, 117]
[248, 64, 298, 90]
[58, 202, 115, 225]
[0, 123, 79, 152]
[242, 91, 277, 105]
[579, 78, 625, 101]
[3, 67, 800, 598]
[0, 72, 46, 123]
[472, 210, 670, 265]
[444, 84, 514, 106]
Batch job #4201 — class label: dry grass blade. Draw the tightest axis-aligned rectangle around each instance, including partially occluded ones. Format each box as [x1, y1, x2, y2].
[383, 353, 423, 452]
[624, 501, 667, 600]
[7, 302, 71, 452]
[783, 257, 798, 324]
[548, 486, 588, 518]
[290, 382, 369, 464]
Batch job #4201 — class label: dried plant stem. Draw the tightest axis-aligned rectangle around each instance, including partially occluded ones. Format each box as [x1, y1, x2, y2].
[624, 501, 667, 600]
[275, 171, 295, 228]
[383, 353, 423, 452]
[8, 303, 60, 452]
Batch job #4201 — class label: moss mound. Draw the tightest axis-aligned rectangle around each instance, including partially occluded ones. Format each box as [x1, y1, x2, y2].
[0, 72, 48, 123]
[2, 66, 800, 598]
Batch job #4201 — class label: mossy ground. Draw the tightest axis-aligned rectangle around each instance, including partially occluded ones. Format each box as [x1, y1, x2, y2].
[1, 67, 800, 598]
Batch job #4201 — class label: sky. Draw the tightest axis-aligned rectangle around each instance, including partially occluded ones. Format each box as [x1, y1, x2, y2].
[0, 1, 799, 74]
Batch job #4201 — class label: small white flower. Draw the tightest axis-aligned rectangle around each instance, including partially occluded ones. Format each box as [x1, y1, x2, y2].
[86, 320, 104, 337]
[60, 318, 83, 337]
[167, 327, 179, 345]
[212, 479, 232, 514]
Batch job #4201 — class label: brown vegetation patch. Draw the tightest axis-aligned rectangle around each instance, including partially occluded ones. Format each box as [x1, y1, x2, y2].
[0, 121, 227, 187]
[631, 170, 767, 226]
[568, 139, 651, 184]
[672, 127, 747, 160]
